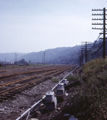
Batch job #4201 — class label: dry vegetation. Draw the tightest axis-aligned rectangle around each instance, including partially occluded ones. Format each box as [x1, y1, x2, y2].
[68, 57, 107, 120]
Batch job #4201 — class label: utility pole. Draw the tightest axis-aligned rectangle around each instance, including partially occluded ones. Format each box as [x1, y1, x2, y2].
[103, 8, 106, 59]
[92, 8, 107, 59]
[81, 50, 83, 65]
[81, 42, 91, 64]
[14, 53, 18, 63]
[44, 51, 45, 65]
[85, 42, 87, 63]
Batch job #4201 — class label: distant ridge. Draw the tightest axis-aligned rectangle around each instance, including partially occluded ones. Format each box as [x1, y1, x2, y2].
[1, 39, 107, 65]
[0, 46, 81, 65]
[0, 53, 25, 62]
[20, 46, 81, 65]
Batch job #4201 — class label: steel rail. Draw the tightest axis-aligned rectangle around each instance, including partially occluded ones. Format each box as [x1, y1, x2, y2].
[0, 66, 71, 98]
[0, 67, 57, 78]
[0, 65, 72, 88]
[0, 69, 61, 88]
[15, 66, 78, 120]
[52, 66, 79, 91]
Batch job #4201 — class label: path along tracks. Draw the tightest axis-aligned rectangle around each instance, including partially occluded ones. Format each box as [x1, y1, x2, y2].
[0, 65, 75, 101]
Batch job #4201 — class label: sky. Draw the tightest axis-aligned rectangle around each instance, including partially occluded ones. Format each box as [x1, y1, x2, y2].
[0, 0, 107, 53]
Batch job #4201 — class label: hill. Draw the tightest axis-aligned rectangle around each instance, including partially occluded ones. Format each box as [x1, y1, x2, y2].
[20, 46, 81, 65]
[0, 53, 25, 63]
[1, 38, 106, 65]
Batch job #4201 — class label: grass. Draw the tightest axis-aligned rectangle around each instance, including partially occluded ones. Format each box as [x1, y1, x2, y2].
[0, 65, 24, 70]
[51, 78, 59, 82]
[0, 64, 47, 70]
[68, 57, 107, 120]
[66, 75, 79, 82]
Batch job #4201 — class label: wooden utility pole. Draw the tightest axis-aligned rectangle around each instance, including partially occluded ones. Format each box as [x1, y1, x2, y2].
[44, 51, 45, 65]
[92, 8, 107, 59]
[103, 8, 106, 58]
[85, 42, 87, 63]
[81, 50, 83, 65]
[81, 42, 91, 64]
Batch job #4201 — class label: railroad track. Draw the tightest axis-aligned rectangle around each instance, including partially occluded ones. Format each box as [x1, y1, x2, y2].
[15, 66, 79, 120]
[0, 67, 58, 78]
[0, 69, 59, 88]
[0, 65, 74, 101]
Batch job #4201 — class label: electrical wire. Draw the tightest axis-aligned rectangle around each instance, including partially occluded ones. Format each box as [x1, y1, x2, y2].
[81, 34, 103, 58]
[94, 0, 103, 8]
[99, 0, 106, 7]
[92, 0, 107, 9]
[87, 33, 101, 53]
[101, 0, 107, 7]
[92, 42, 103, 54]
[98, 0, 107, 8]
[104, 2, 107, 7]
[92, 0, 99, 8]
[91, 38, 107, 55]
[81, 0, 107, 62]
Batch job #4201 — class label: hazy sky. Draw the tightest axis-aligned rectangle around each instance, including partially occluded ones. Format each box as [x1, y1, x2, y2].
[0, 0, 107, 53]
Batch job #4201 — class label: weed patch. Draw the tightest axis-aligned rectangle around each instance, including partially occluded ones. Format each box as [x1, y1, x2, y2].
[51, 78, 59, 82]
[69, 57, 107, 119]
[66, 75, 79, 82]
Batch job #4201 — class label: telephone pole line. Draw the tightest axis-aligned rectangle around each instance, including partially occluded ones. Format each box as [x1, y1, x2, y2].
[81, 42, 91, 64]
[92, 8, 107, 59]
[103, 8, 106, 59]
[44, 51, 45, 65]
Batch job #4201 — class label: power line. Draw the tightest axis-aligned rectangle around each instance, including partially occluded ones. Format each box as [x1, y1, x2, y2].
[99, 0, 106, 7]
[87, 33, 101, 54]
[92, 38, 107, 55]
[101, 0, 107, 7]
[92, 8, 107, 58]
[92, 42, 103, 55]
[104, 1, 107, 7]
[93, 0, 107, 9]
[93, 0, 103, 8]
[98, 0, 106, 8]
[92, 0, 99, 8]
